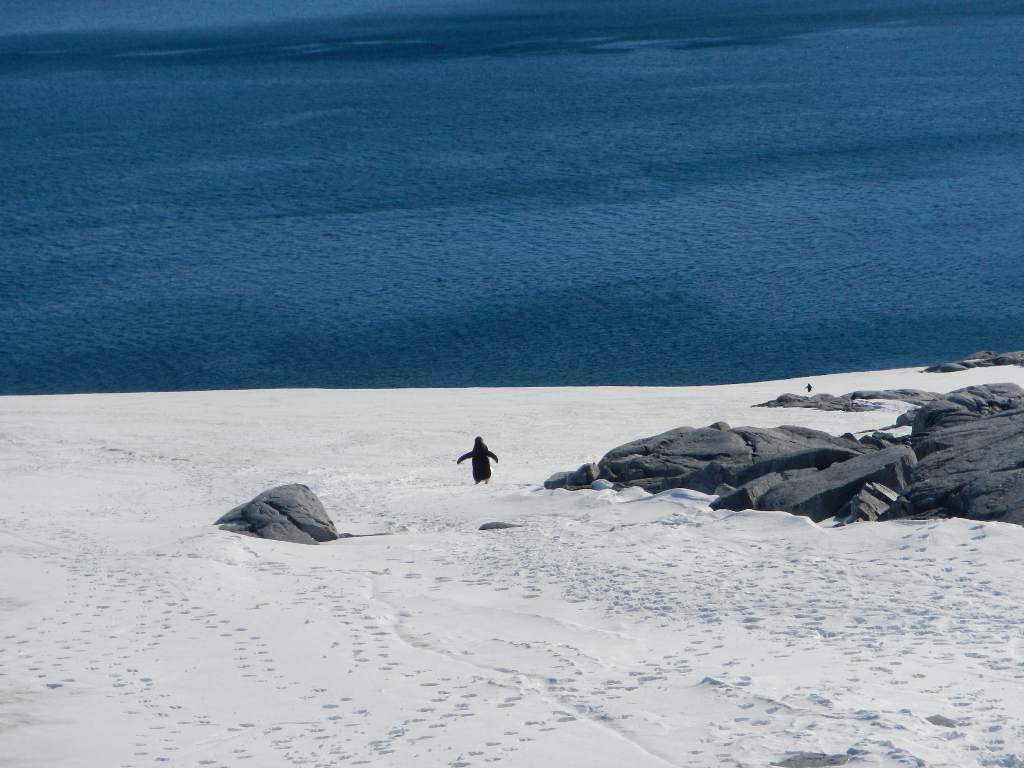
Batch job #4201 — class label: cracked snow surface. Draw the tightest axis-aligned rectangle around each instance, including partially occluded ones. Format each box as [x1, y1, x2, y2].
[3, 365, 1024, 767]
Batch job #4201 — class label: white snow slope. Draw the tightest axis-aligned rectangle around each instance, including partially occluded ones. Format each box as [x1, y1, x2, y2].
[3, 365, 1024, 768]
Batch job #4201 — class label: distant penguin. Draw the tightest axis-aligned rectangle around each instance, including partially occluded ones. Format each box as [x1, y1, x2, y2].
[457, 437, 499, 484]
[806, 383, 813, 393]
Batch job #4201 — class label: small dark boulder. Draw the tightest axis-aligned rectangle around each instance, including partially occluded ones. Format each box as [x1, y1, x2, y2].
[215, 484, 339, 545]
[569, 462, 600, 486]
[771, 754, 848, 768]
[543, 471, 572, 490]
[479, 522, 522, 531]
[544, 462, 600, 490]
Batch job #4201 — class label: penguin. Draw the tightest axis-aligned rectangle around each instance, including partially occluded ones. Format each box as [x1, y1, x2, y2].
[457, 436, 499, 484]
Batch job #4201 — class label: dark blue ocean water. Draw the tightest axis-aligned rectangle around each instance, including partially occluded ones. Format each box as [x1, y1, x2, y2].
[2, 1, 1023, 394]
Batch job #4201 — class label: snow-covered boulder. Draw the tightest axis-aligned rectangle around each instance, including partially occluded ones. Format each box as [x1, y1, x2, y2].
[215, 484, 340, 545]
[754, 392, 880, 412]
[755, 389, 942, 412]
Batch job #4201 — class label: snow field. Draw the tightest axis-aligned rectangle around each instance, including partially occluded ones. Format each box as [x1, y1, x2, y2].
[3, 364, 1024, 767]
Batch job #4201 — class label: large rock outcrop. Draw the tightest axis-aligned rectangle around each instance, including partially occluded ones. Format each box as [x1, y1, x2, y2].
[885, 408, 1024, 524]
[924, 350, 1024, 373]
[215, 484, 341, 545]
[753, 446, 916, 522]
[909, 383, 1024, 436]
[545, 381, 1024, 526]
[596, 423, 867, 494]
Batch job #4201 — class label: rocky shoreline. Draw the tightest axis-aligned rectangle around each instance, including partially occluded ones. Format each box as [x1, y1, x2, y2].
[923, 349, 1024, 373]
[547, 352, 1024, 527]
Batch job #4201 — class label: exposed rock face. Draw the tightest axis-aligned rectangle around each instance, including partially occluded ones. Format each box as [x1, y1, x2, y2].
[857, 432, 911, 450]
[215, 484, 340, 545]
[910, 383, 1024, 436]
[755, 446, 916, 523]
[547, 382, 1024, 526]
[887, 408, 1024, 524]
[833, 482, 900, 526]
[711, 471, 792, 513]
[845, 390, 942, 406]
[597, 424, 866, 494]
[755, 389, 942, 412]
[924, 350, 1024, 373]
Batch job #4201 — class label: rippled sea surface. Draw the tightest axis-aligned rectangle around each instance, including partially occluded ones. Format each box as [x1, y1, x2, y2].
[2, 0, 1023, 394]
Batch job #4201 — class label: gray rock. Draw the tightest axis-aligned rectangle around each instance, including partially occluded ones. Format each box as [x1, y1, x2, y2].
[771, 753, 848, 768]
[711, 472, 786, 511]
[732, 446, 862, 487]
[858, 432, 910, 450]
[895, 409, 918, 427]
[845, 389, 944, 406]
[569, 462, 600, 486]
[591, 479, 616, 490]
[757, 446, 917, 522]
[479, 522, 522, 531]
[888, 408, 1024, 524]
[924, 350, 1024, 373]
[547, 377, 1024, 528]
[543, 471, 572, 490]
[965, 350, 999, 360]
[926, 714, 958, 728]
[598, 425, 748, 487]
[545, 463, 600, 490]
[597, 423, 865, 494]
[833, 482, 900, 526]
[911, 383, 1024, 435]
[755, 389, 943, 413]
[754, 393, 879, 412]
[215, 484, 339, 545]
